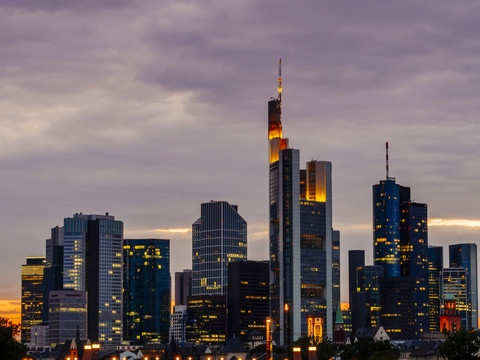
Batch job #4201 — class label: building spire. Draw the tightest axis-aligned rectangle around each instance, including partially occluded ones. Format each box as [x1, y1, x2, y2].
[278, 58, 282, 102]
[386, 141, 389, 180]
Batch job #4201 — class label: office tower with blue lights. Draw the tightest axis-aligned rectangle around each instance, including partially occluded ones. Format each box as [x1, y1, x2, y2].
[449, 243, 478, 329]
[63, 212, 123, 344]
[269, 62, 337, 343]
[123, 238, 171, 344]
[192, 201, 247, 296]
[21, 257, 46, 343]
[428, 246, 443, 332]
[373, 144, 428, 338]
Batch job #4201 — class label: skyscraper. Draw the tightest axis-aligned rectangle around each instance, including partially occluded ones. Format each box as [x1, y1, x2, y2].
[48, 290, 87, 346]
[373, 178, 405, 277]
[21, 257, 45, 343]
[192, 201, 247, 296]
[400, 201, 429, 337]
[124, 238, 171, 344]
[449, 243, 478, 329]
[299, 161, 335, 338]
[227, 260, 269, 341]
[357, 265, 383, 328]
[63, 212, 123, 344]
[442, 267, 469, 329]
[186, 295, 227, 343]
[348, 250, 365, 305]
[43, 226, 64, 322]
[428, 246, 443, 332]
[268, 62, 337, 342]
[373, 145, 429, 338]
[175, 269, 192, 306]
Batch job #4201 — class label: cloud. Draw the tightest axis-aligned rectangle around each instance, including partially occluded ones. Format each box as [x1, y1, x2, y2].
[1, 0, 480, 303]
[429, 219, 480, 228]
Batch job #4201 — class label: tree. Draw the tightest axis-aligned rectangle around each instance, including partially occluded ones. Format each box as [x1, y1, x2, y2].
[316, 339, 337, 360]
[0, 317, 28, 360]
[439, 329, 480, 360]
[341, 337, 399, 360]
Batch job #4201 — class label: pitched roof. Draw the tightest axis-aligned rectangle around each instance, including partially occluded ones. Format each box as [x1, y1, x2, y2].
[221, 338, 247, 353]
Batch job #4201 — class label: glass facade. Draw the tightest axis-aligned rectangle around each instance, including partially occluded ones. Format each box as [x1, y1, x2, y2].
[270, 147, 301, 344]
[400, 201, 429, 336]
[348, 250, 365, 306]
[63, 215, 88, 291]
[48, 290, 87, 346]
[373, 179, 404, 277]
[357, 265, 383, 328]
[373, 176, 429, 338]
[63, 213, 123, 344]
[227, 260, 269, 341]
[449, 244, 478, 329]
[43, 226, 64, 322]
[300, 200, 327, 336]
[186, 295, 226, 343]
[123, 238, 170, 344]
[442, 267, 469, 329]
[428, 246, 443, 332]
[192, 201, 247, 296]
[21, 257, 45, 343]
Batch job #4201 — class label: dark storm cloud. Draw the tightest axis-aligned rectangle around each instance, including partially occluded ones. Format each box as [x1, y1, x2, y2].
[1, 0, 480, 303]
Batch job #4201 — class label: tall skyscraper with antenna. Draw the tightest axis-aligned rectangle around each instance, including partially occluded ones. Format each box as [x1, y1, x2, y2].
[373, 143, 429, 339]
[269, 60, 337, 343]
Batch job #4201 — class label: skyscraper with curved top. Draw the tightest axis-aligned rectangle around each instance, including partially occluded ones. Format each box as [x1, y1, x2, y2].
[192, 200, 247, 296]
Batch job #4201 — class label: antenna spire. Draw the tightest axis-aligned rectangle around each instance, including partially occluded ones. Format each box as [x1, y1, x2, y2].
[386, 141, 389, 179]
[278, 58, 282, 101]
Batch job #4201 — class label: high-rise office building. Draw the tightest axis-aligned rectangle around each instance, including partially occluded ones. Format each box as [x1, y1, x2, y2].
[123, 238, 171, 344]
[227, 260, 269, 341]
[170, 305, 187, 343]
[373, 149, 429, 338]
[268, 63, 336, 343]
[357, 265, 383, 328]
[379, 277, 416, 340]
[192, 201, 247, 296]
[63, 212, 123, 344]
[400, 201, 428, 337]
[348, 250, 365, 306]
[428, 246, 443, 332]
[21, 257, 46, 343]
[175, 269, 192, 306]
[43, 226, 64, 322]
[332, 230, 341, 313]
[48, 290, 87, 346]
[449, 243, 478, 329]
[186, 295, 227, 344]
[350, 291, 367, 336]
[442, 267, 469, 329]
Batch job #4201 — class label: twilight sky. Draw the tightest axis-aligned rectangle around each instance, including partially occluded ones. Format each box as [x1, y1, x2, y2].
[1, 0, 480, 321]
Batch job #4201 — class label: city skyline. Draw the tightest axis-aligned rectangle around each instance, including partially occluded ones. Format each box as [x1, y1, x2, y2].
[2, 1, 480, 323]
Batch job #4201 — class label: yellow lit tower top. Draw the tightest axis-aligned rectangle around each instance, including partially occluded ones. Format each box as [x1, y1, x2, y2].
[268, 59, 289, 163]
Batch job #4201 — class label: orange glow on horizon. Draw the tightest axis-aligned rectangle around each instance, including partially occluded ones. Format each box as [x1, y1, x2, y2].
[429, 219, 480, 227]
[0, 299, 21, 325]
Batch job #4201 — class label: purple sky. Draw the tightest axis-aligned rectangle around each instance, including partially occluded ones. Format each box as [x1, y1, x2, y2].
[1, 1, 480, 310]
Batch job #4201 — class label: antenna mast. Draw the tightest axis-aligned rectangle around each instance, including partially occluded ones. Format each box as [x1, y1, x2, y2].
[278, 58, 282, 102]
[386, 141, 389, 179]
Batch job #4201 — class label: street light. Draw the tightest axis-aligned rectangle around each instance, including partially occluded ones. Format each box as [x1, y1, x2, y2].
[284, 303, 290, 359]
